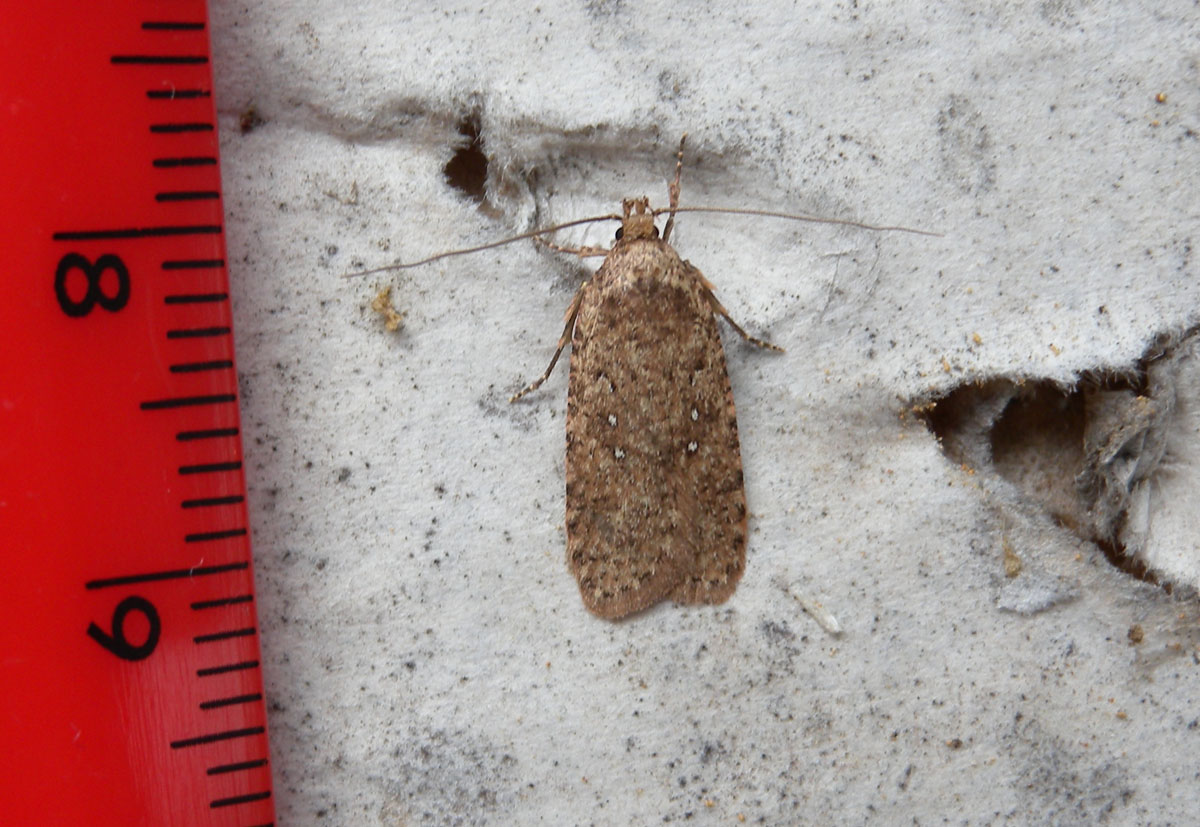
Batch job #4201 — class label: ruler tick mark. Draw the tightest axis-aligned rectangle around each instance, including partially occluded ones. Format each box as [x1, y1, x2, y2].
[153, 156, 216, 168]
[111, 54, 208, 65]
[170, 359, 234, 374]
[194, 626, 256, 644]
[146, 88, 211, 99]
[167, 326, 231, 339]
[179, 460, 242, 475]
[156, 190, 220, 202]
[86, 561, 249, 590]
[163, 258, 224, 270]
[181, 494, 245, 508]
[165, 293, 228, 304]
[210, 790, 272, 809]
[185, 527, 247, 543]
[197, 660, 260, 677]
[206, 757, 268, 774]
[150, 122, 213, 133]
[53, 224, 221, 241]
[170, 725, 265, 749]
[141, 393, 236, 410]
[141, 21, 206, 31]
[191, 594, 254, 610]
[176, 427, 239, 441]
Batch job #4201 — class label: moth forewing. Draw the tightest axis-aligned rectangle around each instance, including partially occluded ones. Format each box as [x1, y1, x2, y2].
[563, 203, 752, 618]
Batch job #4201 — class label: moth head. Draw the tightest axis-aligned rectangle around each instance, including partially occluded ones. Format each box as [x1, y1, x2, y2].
[616, 197, 659, 241]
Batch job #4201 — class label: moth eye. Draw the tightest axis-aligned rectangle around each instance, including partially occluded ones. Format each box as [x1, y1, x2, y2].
[652, 226, 660, 238]
[614, 227, 624, 240]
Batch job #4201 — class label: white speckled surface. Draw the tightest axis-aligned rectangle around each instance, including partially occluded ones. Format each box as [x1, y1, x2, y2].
[210, 1, 1200, 822]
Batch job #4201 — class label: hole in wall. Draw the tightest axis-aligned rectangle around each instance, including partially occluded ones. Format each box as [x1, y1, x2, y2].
[238, 104, 265, 135]
[917, 329, 1200, 592]
[443, 114, 489, 204]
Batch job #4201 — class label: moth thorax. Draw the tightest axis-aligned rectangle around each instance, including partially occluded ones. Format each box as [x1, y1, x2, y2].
[620, 197, 658, 240]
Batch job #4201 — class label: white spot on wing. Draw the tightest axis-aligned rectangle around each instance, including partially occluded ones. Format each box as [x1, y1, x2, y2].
[687, 441, 698, 453]
[614, 447, 626, 459]
[691, 408, 699, 421]
[608, 414, 618, 427]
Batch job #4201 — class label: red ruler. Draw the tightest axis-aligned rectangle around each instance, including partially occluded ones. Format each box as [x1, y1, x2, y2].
[0, 2, 275, 824]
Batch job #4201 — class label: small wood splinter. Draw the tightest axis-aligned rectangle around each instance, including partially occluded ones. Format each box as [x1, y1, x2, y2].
[346, 135, 931, 620]
[370, 285, 404, 332]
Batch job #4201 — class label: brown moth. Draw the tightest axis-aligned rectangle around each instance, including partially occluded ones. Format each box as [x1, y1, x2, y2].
[510, 136, 780, 619]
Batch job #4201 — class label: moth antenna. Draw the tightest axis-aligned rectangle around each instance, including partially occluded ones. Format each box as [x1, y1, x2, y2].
[652, 205, 941, 237]
[341, 213, 623, 278]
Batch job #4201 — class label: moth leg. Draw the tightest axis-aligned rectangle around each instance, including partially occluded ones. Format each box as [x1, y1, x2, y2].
[687, 262, 783, 352]
[533, 235, 609, 258]
[509, 284, 588, 402]
[705, 290, 784, 353]
[662, 132, 688, 243]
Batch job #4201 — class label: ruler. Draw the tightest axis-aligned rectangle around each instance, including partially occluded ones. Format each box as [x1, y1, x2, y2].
[0, 2, 275, 824]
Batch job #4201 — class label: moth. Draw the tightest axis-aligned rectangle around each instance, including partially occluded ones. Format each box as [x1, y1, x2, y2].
[509, 137, 779, 618]
[348, 135, 928, 620]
